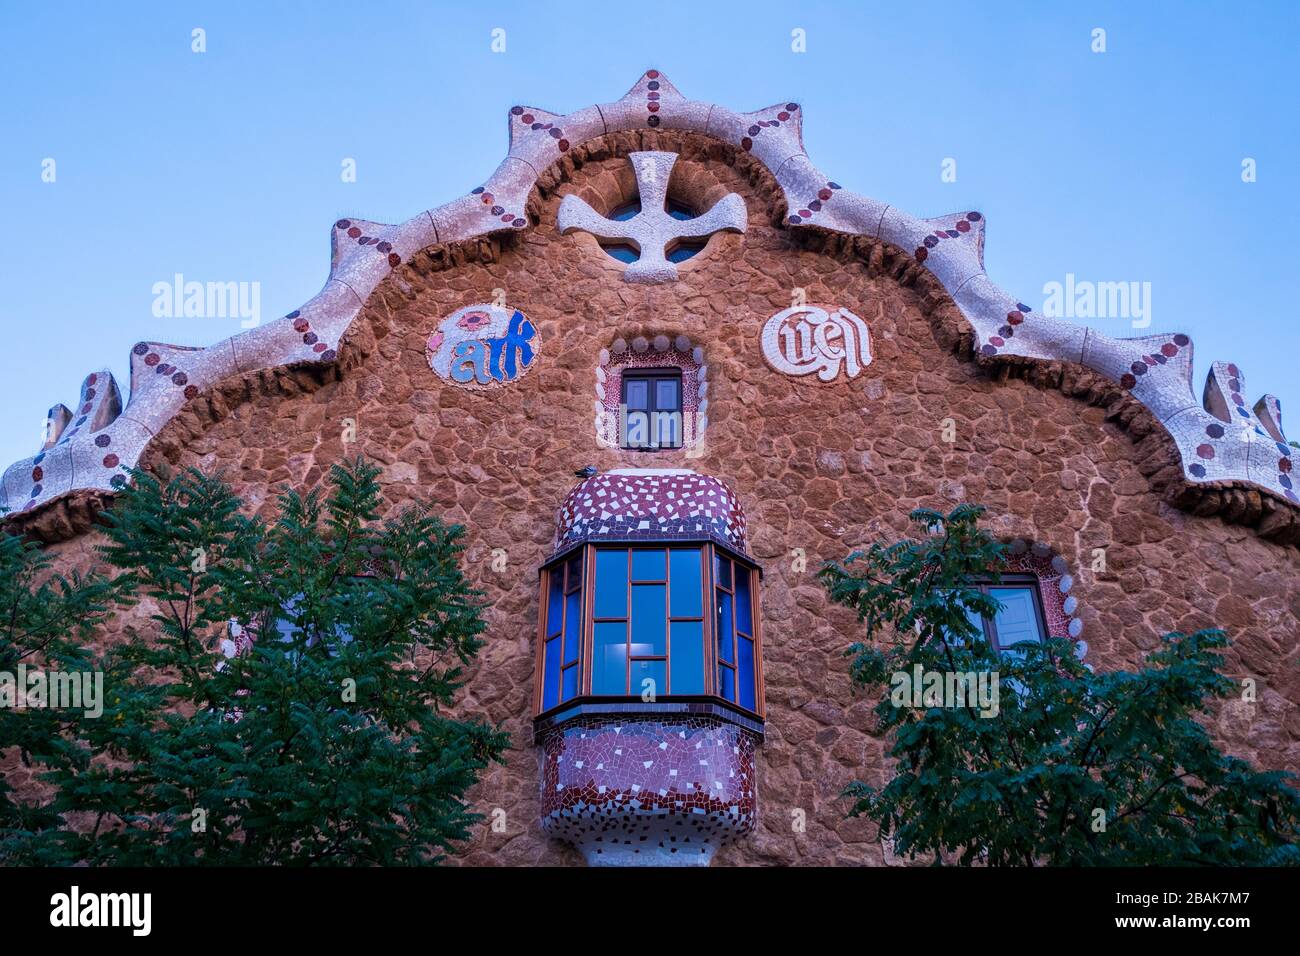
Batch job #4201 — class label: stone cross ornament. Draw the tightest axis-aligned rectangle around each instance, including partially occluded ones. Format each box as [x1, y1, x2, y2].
[557, 151, 746, 283]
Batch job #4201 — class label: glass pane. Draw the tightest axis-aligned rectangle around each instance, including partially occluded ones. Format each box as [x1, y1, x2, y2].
[716, 591, 734, 664]
[623, 379, 648, 410]
[655, 378, 679, 411]
[669, 549, 703, 618]
[631, 659, 666, 701]
[565, 554, 582, 591]
[543, 637, 561, 709]
[734, 566, 752, 634]
[718, 664, 736, 702]
[715, 553, 732, 589]
[670, 621, 705, 694]
[991, 587, 1044, 648]
[738, 637, 756, 711]
[630, 584, 667, 656]
[546, 571, 564, 637]
[561, 665, 579, 701]
[563, 590, 582, 664]
[593, 549, 628, 618]
[631, 549, 666, 582]
[652, 410, 680, 448]
[593, 621, 628, 694]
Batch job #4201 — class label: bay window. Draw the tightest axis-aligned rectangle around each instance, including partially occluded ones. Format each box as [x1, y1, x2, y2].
[536, 543, 762, 718]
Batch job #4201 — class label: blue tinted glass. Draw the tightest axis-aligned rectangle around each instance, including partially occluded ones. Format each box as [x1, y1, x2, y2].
[546, 571, 564, 638]
[655, 379, 679, 410]
[670, 621, 704, 694]
[715, 554, 732, 589]
[623, 379, 648, 409]
[718, 664, 736, 702]
[631, 659, 666, 701]
[734, 566, 752, 635]
[738, 637, 756, 711]
[610, 201, 642, 221]
[603, 243, 640, 263]
[630, 584, 666, 656]
[992, 587, 1044, 649]
[593, 621, 627, 694]
[631, 549, 666, 581]
[543, 637, 561, 709]
[566, 555, 582, 590]
[666, 240, 705, 263]
[669, 549, 702, 617]
[666, 201, 695, 220]
[563, 590, 581, 664]
[594, 550, 628, 618]
[561, 665, 578, 701]
[716, 591, 734, 663]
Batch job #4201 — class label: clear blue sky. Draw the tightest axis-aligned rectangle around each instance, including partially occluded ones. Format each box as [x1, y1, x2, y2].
[2, 1, 1297, 470]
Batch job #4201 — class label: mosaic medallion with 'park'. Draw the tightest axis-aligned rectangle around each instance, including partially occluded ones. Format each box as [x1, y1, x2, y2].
[425, 303, 541, 390]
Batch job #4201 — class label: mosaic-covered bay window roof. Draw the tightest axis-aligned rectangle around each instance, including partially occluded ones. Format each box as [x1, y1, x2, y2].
[552, 469, 748, 557]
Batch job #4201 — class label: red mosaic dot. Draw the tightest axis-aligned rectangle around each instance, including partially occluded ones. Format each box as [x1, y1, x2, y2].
[1228, 363, 1239, 376]
[32, 466, 43, 481]
[313, 343, 328, 353]
[741, 137, 753, 151]
[145, 353, 160, 366]
[818, 189, 832, 201]
[293, 318, 309, 332]
[798, 209, 811, 218]
[647, 102, 659, 113]
[521, 113, 534, 124]
[1161, 343, 1179, 357]
[1007, 311, 1024, 325]
[1231, 392, 1244, 405]
[87, 373, 97, 385]
[647, 70, 659, 78]
[778, 111, 790, 121]
[1120, 373, 1137, 389]
[956, 219, 970, 232]
[990, 336, 1005, 347]
[347, 227, 361, 238]
[81, 403, 92, 414]
[1281, 458, 1293, 473]
[915, 247, 928, 261]
[481, 193, 494, 204]
[184, 385, 198, 399]
[1197, 444, 1216, 460]
[388, 253, 401, 267]
[1144, 355, 1158, 366]
[558, 139, 569, 151]
[103, 453, 120, 468]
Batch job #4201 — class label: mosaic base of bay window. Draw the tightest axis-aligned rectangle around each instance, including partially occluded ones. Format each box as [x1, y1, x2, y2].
[540, 714, 757, 866]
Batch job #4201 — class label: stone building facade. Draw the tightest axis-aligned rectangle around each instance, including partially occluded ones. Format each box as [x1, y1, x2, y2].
[4, 73, 1298, 865]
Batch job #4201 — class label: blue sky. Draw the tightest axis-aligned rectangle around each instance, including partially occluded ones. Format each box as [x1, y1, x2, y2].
[2, 1, 1296, 469]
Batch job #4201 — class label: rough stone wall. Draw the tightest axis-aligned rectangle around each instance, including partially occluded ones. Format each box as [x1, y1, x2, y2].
[13, 130, 1300, 865]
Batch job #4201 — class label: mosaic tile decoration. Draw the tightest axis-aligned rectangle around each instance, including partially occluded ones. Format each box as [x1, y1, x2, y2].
[425, 303, 540, 390]
[539, 714, 758, 866]
[596, 335, 706, 449]
[760, 303, 872, 384]
[551, 468, 749, 558]
[3, 71, 1294, 517]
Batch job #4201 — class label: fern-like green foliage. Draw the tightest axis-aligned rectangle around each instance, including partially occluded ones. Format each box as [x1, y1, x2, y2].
[1, 458, 507, 865]
[819, 504, 1299, 866]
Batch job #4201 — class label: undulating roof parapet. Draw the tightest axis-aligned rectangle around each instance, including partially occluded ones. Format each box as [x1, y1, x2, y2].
[2, 71, 1294, 526]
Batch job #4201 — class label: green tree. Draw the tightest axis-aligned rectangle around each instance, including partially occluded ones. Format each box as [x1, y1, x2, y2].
[1, 458, 507, 865]
[819, 504, 1299, 866]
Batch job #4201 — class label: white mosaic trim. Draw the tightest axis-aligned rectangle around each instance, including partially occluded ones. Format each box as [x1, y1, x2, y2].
[3, 71, 1294, 517]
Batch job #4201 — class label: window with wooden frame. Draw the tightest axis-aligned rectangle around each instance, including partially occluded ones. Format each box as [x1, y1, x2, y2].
[963, 575, 1049, 655]
[620, 368, 683, 450]
[535, 543, 762, 718]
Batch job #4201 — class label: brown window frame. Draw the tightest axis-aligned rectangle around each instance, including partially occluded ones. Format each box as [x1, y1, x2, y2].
[534, 542, 764, 721]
